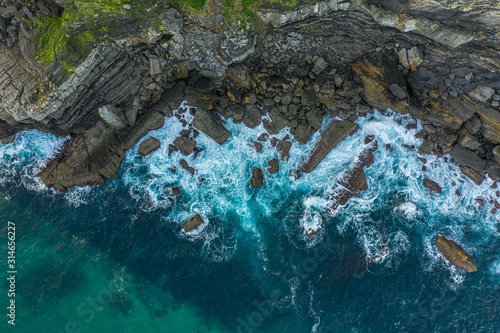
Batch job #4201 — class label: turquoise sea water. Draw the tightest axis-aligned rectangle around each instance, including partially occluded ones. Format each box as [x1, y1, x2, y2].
[0, 107, 499, 332]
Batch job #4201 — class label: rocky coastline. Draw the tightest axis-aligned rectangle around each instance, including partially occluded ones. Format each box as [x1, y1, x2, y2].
[1, 0, 500, 218]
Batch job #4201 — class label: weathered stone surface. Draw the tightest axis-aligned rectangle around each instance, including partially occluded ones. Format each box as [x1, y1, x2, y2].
[300, 120, 358, 173]
[476, 106, 500, 144]
[264, 108, 288, 134]
[436, 236, 477, 272]
[351, 52, 409, 114]
[460, 165, 484, 186]
[38, 109, 164, 191]
[407, 46, 423, 70]
[423, 178, 442, 194]
[98, 105, 128, 129]
[173, 136, 197, 155]
[193, 108, 231, 144]
[450, 146, 487, 172]
[422, 96, 476, 131]
[493, 146, 500, 164]
[226, 64, 251, 89]
[311, 57, 328, 75]
[468, 85, 495, 102]
[474, 198, 484, 207]
[294, 123, 311, 145]
[243, 104, 261, 128]
[182, 213, 205, 232]
[139, 137, 161, 157]
[329, 137, 377, 211]
[251, 168, 264, 187]
[458, 133, 481, 150]
[267, 159, 279, 173]
[277, 140, 292, 161]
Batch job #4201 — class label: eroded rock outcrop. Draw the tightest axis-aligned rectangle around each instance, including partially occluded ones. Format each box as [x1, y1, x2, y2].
[436, 236, 477, 272]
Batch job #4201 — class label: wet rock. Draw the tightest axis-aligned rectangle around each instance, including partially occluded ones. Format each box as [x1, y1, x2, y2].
[182, 213, 205, 233]
[251, 168, 264, 187]
[264, 108, 288, 134]
[468, 85, 495, 102]
[418, 139, 434, 155]
[301, 89, 317, 106]
[252, 141, 262, 153]
[98, 105, 128, 129]
[139, 137, 161, 157]
[173, 136, 196, 155]
[350, 52, 409, 114]
[230, 103, 245, 121]
[294, 123, 311, 145]
[243, 104, 261, 128]
[436, 236, 477, 272]
[450, 146, 487, 172]
[459, 165, 484, 185]
[226, 64, 251, 89]
[300, 120, 358, 173]
[423, 179, 442, 194]
[474, 198, 484, 207]
[329, 138, 377, 211]
[169, 144, 178, 154]
[277, 140, 292, 161]
[304, 110, 321, 131]
[193, 108, 231, 144]
[180, 159, 195, 175]
[267, 159, 279, 173]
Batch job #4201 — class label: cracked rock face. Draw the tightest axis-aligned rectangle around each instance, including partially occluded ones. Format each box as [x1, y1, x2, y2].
[0, 0, 499, 192]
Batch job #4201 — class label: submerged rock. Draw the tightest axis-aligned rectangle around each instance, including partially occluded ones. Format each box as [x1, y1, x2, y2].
[251, 168, 264, 187]
[139, 137, 161, 157]
[182, 213, 205, 232]
[435, 236, 477, 272]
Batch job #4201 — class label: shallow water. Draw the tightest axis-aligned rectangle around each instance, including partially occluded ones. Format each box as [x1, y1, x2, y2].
[0, 106, 499, 332]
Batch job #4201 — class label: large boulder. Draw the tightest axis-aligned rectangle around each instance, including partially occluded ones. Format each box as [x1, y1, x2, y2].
[299, 120, 358, 173]
[193, 108, 231, 144]
[277, 140, 292, 161]
[423, 179, 442, 194]
[450, 146, 487, 172]
[267, 159, 279, 173]
[243, 104, 262, 128]
[350, 52, 409, 114]
[436, 236, 477, 272]
[294, 123, 311, 145]
[182, 213, 205, 232]
[139, 137, 161, 157]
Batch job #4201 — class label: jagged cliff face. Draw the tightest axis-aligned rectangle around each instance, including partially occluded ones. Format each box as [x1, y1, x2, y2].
[0, 0, 499, 191]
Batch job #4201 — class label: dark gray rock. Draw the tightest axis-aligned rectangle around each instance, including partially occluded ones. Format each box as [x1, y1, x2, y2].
[139, 137, 161, 157]
[243, 104, 261, 128]
[267, 159, 279, 173]
[294, 123, 311, 145]
[451, 146, 487, 172]
[251, 168, 264, 187]
[173, 136, 197, 155]
[193, 108, 231, 144]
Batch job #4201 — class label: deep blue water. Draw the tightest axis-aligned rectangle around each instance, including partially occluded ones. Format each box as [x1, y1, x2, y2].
[0, 107, 499, 332]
